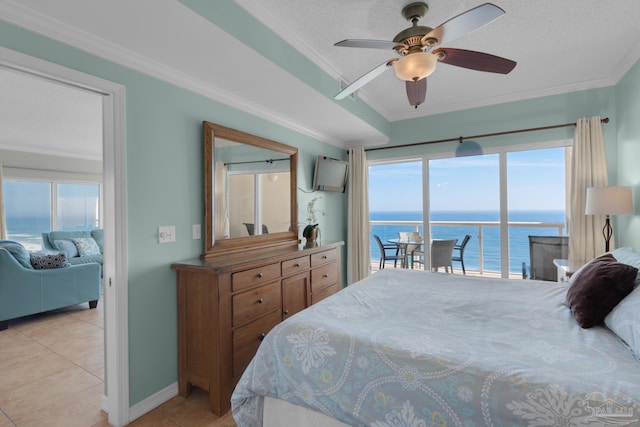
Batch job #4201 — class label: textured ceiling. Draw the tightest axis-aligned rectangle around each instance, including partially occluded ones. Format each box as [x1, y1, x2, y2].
[1, 0, 640, 153]
[0, 67, 102, 160]
[237, 0, 640, 121]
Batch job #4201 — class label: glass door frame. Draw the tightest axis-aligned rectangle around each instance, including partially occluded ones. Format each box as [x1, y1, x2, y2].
[369, 138, 572, 277]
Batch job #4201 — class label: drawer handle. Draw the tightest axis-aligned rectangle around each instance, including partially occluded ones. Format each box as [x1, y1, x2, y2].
[257, 298, 264, 304]
[283, 309, 289, 315]
[257, 272, 263, 279]
[258, 333, 266, 341]
[323, 274, 329, 278]
[294, 262, 301, 267]
[322, 255, 327, 259]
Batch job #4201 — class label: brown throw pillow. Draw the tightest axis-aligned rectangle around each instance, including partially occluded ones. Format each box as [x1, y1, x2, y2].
[565, 254, 638, 328]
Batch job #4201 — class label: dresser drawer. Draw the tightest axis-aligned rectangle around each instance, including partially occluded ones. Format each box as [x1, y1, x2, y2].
[232, 263, 280, 292]
[282, 255, 310, 277]
[311, 282, 338, 304]
[311, 262, 337, 292]
[232, 281, 281, 327]
[233, 310, 281, 378]
[311, 248, 337, 267]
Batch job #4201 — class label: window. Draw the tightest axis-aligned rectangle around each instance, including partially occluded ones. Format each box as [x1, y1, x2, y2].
[369, 140, 570, 277]
[369, 160, 423, 264]
[4, 179, 101, 250]
[227, 171, 290, 236]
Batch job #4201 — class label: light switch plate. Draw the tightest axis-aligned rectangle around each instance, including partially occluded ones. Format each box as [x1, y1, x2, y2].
[158, 226, 176, 243]
[192, 224, 201, 240]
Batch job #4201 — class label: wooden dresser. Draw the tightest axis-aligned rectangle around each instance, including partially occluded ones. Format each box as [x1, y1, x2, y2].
[171, 240, 343, 415]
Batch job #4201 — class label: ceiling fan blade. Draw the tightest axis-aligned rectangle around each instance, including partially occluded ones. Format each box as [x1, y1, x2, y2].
[434, 48, 516, 74]
[422, 3, 504, 47]
[335, 39, 406, 51]
[406, 79, 427, 108]
[334, 59, 397, 100]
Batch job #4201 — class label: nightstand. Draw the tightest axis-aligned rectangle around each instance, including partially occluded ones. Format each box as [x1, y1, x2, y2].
[553, 259, 577, 283]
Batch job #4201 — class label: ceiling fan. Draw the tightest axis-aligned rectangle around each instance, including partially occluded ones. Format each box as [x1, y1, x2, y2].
[334, 2, 517, 108]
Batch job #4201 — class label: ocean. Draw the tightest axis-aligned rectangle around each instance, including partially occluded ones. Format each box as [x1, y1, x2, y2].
[5, 215, 95, 251]
[8, 211, 566, 272]
[371, 210, 566, 274]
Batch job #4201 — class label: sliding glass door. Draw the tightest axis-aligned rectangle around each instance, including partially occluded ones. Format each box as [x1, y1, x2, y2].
[369, 161, 423, 269]
[507, 147, 568, 278]
[368, 141, 570, 277]
[428, 154, 501, 275]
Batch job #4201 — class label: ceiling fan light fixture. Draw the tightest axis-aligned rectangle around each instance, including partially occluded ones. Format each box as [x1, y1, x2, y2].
[394, 52, 437, 81]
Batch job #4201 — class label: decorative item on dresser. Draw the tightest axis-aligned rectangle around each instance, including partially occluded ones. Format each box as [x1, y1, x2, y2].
[171, 240, 343, 416]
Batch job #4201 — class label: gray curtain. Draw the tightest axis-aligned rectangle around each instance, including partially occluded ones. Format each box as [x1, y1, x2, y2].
[568, 117, 608, 265]
[347, 147, 370, 284]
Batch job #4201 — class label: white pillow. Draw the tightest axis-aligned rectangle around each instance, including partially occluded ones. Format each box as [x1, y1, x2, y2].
[605, 285, 640, 358]
[605, 247, 640, 358]
[610, 247, 640, 286]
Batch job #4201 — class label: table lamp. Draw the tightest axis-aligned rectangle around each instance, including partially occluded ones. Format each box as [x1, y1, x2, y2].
[585, 186, 633, 252]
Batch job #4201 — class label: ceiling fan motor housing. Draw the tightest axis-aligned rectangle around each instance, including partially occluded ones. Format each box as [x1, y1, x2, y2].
[393, 26, 433, 54]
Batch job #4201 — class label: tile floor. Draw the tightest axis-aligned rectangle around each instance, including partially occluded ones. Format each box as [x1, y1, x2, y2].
[0, 300, 237, 427]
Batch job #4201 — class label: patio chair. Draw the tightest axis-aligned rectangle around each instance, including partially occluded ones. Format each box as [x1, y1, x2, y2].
[412, 239, 457, 273]
[526, 235, 568, 281]
[243, 223, 269, 235]
[373, 235, 404, 269]
[430, 239, 457, 273]
[451, 234, 472, 274]
[399, 231, 422, 269]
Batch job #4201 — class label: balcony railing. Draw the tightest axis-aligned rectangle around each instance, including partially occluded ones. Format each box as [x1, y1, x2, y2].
[371, 219, 565, 275]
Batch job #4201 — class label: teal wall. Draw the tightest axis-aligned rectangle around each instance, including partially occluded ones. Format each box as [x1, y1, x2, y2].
[375, 88, 618, 181]
[0, 20, 346, 405]
[615, 59, 640, 250]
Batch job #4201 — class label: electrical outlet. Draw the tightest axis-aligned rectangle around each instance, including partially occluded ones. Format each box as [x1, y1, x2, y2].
[158, 226, 176, 243]
[192, 224, 201, 240]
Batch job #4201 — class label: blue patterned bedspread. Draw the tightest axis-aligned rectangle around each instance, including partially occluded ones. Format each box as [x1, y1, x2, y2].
[232, 269, 640, 426]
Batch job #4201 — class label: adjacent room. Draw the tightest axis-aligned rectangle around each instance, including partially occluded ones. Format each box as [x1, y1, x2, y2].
[0, 1, 639, 426]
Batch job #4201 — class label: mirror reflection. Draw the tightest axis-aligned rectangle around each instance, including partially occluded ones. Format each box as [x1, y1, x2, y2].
[214, 138, 291, 239]
[203, 121, 298, 258]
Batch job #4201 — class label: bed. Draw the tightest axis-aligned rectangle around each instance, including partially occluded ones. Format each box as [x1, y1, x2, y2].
[232, 250, 640, 427]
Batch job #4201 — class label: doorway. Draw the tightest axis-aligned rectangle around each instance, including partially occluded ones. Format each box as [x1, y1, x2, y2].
[0, 46, 128, 425]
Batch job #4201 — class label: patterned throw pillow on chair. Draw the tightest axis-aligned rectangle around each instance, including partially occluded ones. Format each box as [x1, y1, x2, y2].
[30, 253, 71, 269]
[71, 237, 101, 256]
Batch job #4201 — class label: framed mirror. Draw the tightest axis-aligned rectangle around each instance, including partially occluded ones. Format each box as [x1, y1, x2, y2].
[203, 122, 298, 258]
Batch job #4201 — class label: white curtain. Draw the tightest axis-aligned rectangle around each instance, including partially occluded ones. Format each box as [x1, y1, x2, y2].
[0, 165, 6, 240]
[214, 162, 230, 240]
[347, 147, 370, 284]
[568, 117, 608, 265]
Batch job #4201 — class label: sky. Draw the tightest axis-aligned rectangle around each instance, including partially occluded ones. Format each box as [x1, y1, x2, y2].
[4, 181, 98, 217]
[369, 147, 566, 212]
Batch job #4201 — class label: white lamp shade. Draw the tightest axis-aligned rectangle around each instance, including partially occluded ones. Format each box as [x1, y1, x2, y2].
[393, 52, 437, 82]
[585, 186, 633, 215]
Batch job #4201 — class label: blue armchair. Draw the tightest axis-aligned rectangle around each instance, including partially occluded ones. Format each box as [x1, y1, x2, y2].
[0, 240, 101, 330]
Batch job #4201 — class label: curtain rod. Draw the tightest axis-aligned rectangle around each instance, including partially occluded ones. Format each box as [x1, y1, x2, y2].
[365, 117, 609, 153]
[224, 158, 289, 166]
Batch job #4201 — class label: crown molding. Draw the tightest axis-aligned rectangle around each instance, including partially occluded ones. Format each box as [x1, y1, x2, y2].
[0, 0, 346, 147]
[388, 74, 620, 122]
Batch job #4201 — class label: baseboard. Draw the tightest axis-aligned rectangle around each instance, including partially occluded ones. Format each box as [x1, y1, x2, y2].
[101, 394, 109, 413]
[127, 382, 179, 423]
